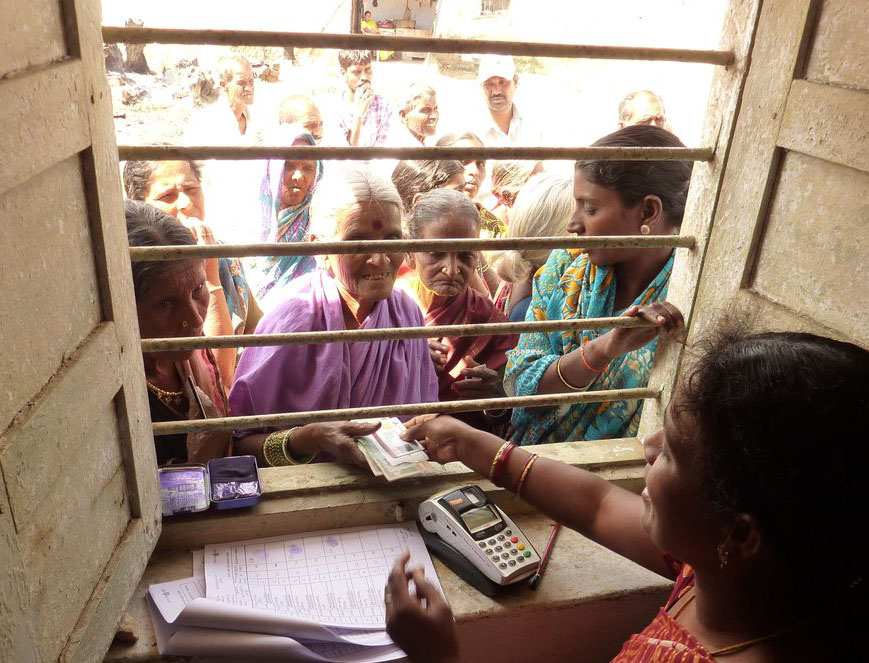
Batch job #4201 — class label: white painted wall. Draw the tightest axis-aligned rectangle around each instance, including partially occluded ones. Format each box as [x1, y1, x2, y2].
[364, 0, 436, 30]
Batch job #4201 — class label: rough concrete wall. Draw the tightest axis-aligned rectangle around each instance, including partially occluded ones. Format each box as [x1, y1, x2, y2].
[0, 0, 162, 660]
[0, 0, 68, 78]
[681, 0, 868, 358]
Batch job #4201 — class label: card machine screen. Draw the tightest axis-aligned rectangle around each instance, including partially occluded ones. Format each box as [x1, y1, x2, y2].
[460, 505, 501, 533]
[438, 487, 505, 539]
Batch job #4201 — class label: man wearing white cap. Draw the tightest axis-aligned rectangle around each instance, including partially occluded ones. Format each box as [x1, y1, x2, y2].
[475, 54, 543, 147]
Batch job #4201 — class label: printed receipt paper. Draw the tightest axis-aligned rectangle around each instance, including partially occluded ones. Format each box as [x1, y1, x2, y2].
[147, 522, 440, 661]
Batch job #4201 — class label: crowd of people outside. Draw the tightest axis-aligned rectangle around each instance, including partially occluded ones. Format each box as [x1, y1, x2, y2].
[123, 40, 866, 663]
[126, 45, 683, 466]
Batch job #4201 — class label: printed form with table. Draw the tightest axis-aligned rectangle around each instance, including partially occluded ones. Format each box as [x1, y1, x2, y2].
[148, 522, 434, 662]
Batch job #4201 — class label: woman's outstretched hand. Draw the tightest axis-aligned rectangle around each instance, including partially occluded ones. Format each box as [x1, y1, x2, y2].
[429, 339, 449, 374]
[601, 302, 685, 359]
[385, 551, 459, 663]
[402, 415, 476, 465]
[294, 420, 381, 469]
[183, 218, 222, 286]
[451, 356, 505, 400]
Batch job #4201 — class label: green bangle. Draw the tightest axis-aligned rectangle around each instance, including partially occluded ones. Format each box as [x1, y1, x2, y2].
[281, 428, 314, 465]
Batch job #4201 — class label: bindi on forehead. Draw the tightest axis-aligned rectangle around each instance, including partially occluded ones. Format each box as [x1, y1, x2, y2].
[372, 219, 383, 230]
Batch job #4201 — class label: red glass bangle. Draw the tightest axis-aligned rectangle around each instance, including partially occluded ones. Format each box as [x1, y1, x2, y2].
[580, 342, 608, 373]
[492, 442, 517, 488]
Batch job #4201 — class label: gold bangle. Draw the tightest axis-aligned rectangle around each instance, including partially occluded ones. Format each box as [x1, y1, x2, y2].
[263, 430, 292, 466]
[516, 454, 539, 496]
[489, 441, 512, 481]
[556, 356, 588, 391]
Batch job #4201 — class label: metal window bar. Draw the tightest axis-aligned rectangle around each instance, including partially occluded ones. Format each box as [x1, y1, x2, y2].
[108, 23, 713, 436]
[118, 145, 714, 162]
[142, 316, 656, 352]
[101, 27, 734, 66]
[129, 235, 694, 262]
[134, 236, 692, 350]
[153, 388, 660, 435]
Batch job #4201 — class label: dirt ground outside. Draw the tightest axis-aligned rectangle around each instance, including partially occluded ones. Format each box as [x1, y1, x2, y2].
[104, 0, 728, 158]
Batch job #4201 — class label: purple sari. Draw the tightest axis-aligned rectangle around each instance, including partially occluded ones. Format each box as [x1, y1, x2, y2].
[229, 269, 439, 435]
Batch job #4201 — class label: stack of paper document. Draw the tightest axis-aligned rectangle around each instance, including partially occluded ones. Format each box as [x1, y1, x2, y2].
[356, 418, 443, 481]
[147, 522, 442, 662]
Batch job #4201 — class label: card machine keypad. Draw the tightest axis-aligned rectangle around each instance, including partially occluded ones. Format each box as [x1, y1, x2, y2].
[419, 485, 540, 585]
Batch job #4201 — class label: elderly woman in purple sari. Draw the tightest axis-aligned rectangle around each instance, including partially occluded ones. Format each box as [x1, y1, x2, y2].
[248, 125, 322, 311]
[229, 164, 439, 467]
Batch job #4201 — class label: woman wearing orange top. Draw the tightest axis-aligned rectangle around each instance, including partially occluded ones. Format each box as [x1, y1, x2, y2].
[385, 328, 867, 663]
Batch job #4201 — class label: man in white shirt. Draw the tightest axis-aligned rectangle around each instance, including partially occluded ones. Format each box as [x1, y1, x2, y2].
[185, 55, 258, 145]
[184, 55, 263, 245]
[475, 54, 543, 147]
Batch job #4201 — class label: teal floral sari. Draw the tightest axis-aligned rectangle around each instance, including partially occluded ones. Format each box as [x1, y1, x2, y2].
[504, 249, 673, 445]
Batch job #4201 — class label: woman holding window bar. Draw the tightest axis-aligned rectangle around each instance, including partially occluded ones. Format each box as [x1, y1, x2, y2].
[506, 124, 692, 445]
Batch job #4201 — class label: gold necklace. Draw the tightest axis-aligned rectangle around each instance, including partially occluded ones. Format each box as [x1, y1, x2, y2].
[676, 590, 804, 656]
[146, 381, 184, 399]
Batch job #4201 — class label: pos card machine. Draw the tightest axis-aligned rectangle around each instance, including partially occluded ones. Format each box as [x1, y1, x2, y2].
[418, 485, 540, 594]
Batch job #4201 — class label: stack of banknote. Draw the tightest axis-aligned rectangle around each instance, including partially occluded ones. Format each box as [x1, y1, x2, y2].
[356, 418, 443, 481]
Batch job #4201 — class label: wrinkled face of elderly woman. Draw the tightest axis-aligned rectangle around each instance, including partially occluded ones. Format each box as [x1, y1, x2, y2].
[326, 201, 404, 303]
[136, 259, 209, 361]
[409, 212, 480, 298]
[280, 160, 317, 208]
[145, 161, 206, 223]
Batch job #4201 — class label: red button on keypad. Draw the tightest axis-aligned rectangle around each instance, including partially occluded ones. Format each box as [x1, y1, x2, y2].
[510, 536, 519, 543]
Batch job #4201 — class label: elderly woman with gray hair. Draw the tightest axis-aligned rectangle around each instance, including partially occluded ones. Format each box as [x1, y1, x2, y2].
[491, 172, 575, 322]
[394, 83, 439, 146]
[229, 165, 439, 464]
[126, 199, 386, 469]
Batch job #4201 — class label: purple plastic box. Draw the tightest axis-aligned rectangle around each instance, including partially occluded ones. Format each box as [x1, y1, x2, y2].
[207, 455, 262, 510]
[158, 465, 211, 516]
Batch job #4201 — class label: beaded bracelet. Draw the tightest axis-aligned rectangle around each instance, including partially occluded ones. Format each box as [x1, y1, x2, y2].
[489, 441, 514, 482]
[515, 454, 539, 496]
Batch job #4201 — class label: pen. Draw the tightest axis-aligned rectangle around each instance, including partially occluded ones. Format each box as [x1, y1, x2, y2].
[528, 522, 560, 589]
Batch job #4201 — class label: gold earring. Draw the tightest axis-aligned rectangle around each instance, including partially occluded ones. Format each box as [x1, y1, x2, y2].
[717, 543, 731, 569]
[640, 224, 651, 235]
[181, 320, 190, 329]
